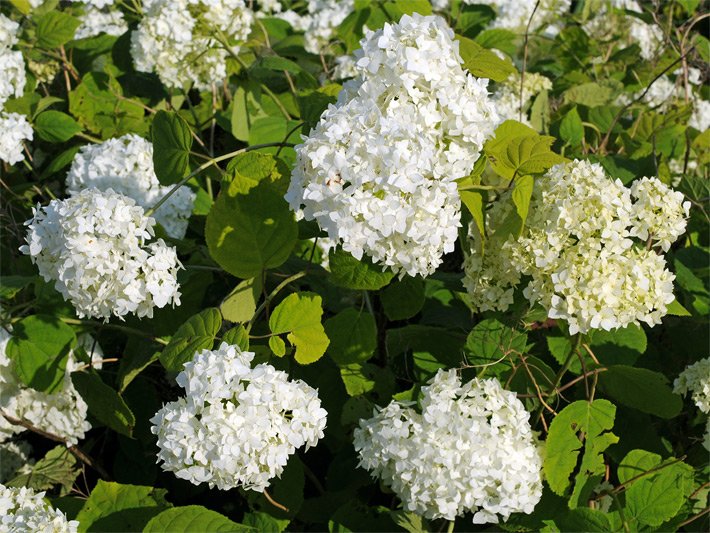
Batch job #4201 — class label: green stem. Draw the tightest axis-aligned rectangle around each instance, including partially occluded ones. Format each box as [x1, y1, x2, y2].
[57, 317, 169, 345]
[447, 520, 455, 533]
[146, 142, 295, 216]
[457, 183, 508, 191]
[76, 132, 102, 143]
[534, 333, 581, 427]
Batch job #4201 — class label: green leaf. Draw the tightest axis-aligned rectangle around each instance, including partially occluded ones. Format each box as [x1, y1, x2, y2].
[0, 275, 35, 300]
[6, 315, 75, 393]
[464, 319, 527, 376]
[269, 292, 329, 364]
[69, 72, 146, 138]
[144, 506, 251, 532]
[116, 348, 160, 394]
[35, 11, 80, 48]
[384, 0, 432, 17]
[224, 152, 286, 196]
[455, 34, 516, 82]
[460, 190, 485, 239]
[473, 29, 517, 56]
[559, 107, 584, 145]
[557, 508, 612, 532]
[588, 324, 647, 366]
[269, 335, 287, 357]
[151, 111, 193, 185]
[159, 308, 222, 372]
[380, 277, 425, 321]
[512, 174, 534, 225]
[618, 450, 694, 528]
[34, 111, 82, 142]
[220, 277, 262, 324]
[485, 121, 566, 180]
[324, 308, 377, 366]
[339, 362, 395, 398]
[75, 480, 170, 532]
[222, 325, 250, 351]
[666, 299, 691, 316]
[598, 366, 682, 419]
[544, 400, 618, 498]
[562, 82, 613, 107]
[6, 446, 79, 494]
[205, 181, 297, 279]
[71, 371, 136, 437]
[328, 248, 394, 290]
[530, 90, 551, 133]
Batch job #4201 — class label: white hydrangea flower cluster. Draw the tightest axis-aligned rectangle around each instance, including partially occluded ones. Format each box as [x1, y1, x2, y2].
[493, 72, 552, 127]
[131, 0, 253, 91]
[269, 1, 354, 54]
[584, 1, 662, 60]
[464, 160, 690, 334]
[151, 343, 328, 492]
[0, 440, 32, 482]
[689, 98, 710, 132]
[0, 112, 33, 165]
[287, 14, 498, 277]
[0, 484, 79, 532]
[66, 134, 195, 239]
[433, 0, 570, 34]
[0, 15, 32, 166]
[0, 14, 19, 49]
[20, 188, 182, 320]
[0, 330, 101, 446]
[0, 15, 25, 108]
[674, 357, 710, 414]
[75, 4, 128, 40]
[674, 357, 710, 451]
[354, 370, 543, 524]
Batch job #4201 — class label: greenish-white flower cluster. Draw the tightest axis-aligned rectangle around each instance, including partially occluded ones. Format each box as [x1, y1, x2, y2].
[464, 160, 689, 334]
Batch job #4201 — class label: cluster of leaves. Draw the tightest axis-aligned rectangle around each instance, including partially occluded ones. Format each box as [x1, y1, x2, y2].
[0, 0, 708, 532]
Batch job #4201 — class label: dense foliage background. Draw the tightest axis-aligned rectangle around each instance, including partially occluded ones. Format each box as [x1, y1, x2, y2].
[0, 0, 708, 531]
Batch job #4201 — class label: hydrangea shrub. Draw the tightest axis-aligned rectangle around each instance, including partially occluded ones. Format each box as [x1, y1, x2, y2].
[0, 1, 707, 531]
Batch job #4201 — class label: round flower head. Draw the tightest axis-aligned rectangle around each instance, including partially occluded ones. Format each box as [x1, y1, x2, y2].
[354, 370, 543, 524]
[151, 343, 327, 491]
[20, 188, 182, 320]
[131, 0, 253, 91]
[493, 72, 552, 127]
[674, 357, 710, 414]
[0, 330, 102, 446]
[0, 51, 25, 108]
[75, 5, 128, 40]
[0, 484, 79, 532]
[584, 1, 662, 60]
[464, 160, 687, 334]
[0, 112, 33, 165]
[287, 14, 498, 277]
[66, 134, 195, 239]
[0, 14, 20, 49]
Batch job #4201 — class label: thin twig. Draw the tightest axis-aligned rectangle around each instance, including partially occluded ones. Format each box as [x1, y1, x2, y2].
[519, 0, 541, 122]
[263, 488, 289, 513]
[1, 410, 110, 479]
